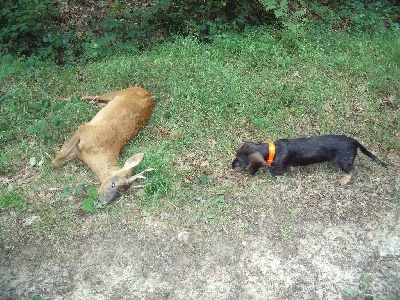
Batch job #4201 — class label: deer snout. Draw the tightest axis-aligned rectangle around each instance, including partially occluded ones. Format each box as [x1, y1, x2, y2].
[97, 176, 130, 205]
[94, 155, 153, 206]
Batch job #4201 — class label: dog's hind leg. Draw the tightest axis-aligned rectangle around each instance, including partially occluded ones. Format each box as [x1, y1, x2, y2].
[339, 168, 357, 185]
[336, 156, 357, 185]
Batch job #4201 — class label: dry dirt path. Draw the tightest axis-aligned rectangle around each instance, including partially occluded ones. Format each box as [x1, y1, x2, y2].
[1, 164, 399, 299]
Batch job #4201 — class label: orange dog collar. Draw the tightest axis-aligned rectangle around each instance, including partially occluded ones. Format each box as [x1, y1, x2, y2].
[266, 142, 275, 165]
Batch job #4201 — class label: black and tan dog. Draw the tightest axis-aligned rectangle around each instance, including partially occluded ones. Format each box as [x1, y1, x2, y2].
[232, 135, 387, 184]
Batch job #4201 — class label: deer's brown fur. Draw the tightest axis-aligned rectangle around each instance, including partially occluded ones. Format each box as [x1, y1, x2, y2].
[52, 87, 154, 205]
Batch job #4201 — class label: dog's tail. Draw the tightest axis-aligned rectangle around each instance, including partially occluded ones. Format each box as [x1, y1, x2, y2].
[355, 140, 388, 167]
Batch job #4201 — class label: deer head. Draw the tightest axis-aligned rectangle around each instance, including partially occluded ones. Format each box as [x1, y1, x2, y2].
[96, 153, 153, 206]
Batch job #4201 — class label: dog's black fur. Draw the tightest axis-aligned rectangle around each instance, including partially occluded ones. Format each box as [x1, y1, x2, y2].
[232, 135, 387, 176]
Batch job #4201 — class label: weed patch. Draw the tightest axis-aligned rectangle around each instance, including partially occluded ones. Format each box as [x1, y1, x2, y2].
[0, 191, 24, 210]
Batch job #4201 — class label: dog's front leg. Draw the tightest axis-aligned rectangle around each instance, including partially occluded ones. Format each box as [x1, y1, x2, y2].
[269, 155, 288, 176]
[249, 152, 266, 175]
[269, 165, 285, 176]
[249, 165, 261, 175]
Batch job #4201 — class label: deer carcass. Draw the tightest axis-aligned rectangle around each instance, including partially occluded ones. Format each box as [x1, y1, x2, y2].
[52, 87, 154, 205]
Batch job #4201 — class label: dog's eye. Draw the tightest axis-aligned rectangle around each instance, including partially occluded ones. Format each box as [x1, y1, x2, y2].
[111, 182, 116, 188]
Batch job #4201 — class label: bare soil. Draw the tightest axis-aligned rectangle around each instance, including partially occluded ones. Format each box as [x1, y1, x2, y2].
[1, 153, 399, 300]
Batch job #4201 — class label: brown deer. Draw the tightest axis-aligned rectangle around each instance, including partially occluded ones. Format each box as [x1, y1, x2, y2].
[52, 87, 154, 205]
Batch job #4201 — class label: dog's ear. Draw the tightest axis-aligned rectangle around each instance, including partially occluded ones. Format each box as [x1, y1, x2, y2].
[249, 151, 266, 166]
[249, 151, 266, 174]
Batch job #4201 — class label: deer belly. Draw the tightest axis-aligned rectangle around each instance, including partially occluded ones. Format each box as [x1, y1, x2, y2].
[78, 123, 133, 155]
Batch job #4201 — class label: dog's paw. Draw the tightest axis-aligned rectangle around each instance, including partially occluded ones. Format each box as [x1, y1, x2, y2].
[339, 169, 357, 185]
[339, 175, 353, 185]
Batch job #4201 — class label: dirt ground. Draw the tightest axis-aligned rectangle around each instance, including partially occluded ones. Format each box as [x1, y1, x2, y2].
[1, 153, 399, 300]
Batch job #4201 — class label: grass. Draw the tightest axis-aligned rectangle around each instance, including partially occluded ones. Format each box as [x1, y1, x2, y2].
[0, 191, 24, 209]
[0, 25, 399, 243]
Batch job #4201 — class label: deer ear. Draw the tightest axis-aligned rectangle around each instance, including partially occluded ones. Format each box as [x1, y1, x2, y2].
[123, 153, 144, 171]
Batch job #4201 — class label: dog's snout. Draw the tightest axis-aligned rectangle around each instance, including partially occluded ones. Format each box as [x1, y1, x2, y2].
[232, 158, 239, 169]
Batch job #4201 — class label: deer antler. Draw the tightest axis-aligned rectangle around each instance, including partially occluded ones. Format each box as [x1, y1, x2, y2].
[128, 168, 155, 184]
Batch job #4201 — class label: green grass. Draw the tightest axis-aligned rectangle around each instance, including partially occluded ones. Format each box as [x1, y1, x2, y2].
[0, 25, 399, 240]
[0, 191, 24, 209]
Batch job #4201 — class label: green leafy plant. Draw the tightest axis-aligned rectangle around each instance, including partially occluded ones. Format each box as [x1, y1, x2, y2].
[342, 286, 354, 296]
[342, 275, 382, 299]
[2, 0, 398, 62]
[25, 95, 80, 143]
[1, 0, 270, 61]
[0, 0, 60, 55]
[26, 121, 51, 143]
[82, 187, 98, 212]
[60, 187, 73, 201]
[30, 99, 50, 113]
[0, 156, 8, 168]
[359, 275, 381, 300]
[199, 174, 210, 185]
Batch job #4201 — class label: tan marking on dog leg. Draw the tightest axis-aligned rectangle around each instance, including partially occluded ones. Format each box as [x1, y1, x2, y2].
[249, 152, 266, 167]
[339, 168, 357, 185]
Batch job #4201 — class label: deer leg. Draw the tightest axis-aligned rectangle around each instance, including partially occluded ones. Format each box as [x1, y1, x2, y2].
[52, 133, 81, 167]
[61, 90, 121, 108]
[80, 91, 123, 107]
[81, 90, 124, 102]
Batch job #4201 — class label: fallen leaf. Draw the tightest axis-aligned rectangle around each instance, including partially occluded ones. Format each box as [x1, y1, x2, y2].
[29, 157, 37, 167]
[177, 231, 190, 243]
[23, 215, 40, 227]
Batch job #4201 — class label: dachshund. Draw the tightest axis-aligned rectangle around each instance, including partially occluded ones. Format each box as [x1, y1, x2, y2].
[232, 135, 388, 184]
